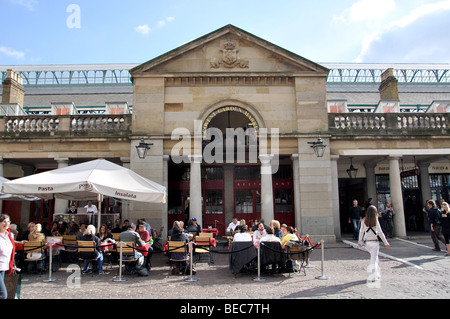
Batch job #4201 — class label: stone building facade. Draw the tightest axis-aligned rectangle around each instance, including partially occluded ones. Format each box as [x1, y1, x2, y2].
[1, 25, 449, 243]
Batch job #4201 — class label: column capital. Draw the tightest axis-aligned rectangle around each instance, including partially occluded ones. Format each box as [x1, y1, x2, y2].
[188, 154, 202, 164]
[259, 154, 274, 165]
[54, 157, 70, 163]
[364, 162, 377, 169]
[290, 154, 299, 161]
[388, 155, 402, 161]
[163, 155, 170, 162]
[417, 161, 430, 169]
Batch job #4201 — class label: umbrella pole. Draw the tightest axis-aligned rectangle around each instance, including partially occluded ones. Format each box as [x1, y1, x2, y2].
[97, 194, 103, 228]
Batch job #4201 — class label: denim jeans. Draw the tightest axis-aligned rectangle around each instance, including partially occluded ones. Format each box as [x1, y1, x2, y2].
[0, 271, 7, 299]
[83, 252, 103, 273]
[352, 218, 360, 240]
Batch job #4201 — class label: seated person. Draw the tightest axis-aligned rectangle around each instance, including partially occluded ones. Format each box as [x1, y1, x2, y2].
[260, 226, 281, 243]
[27, 223, 46, 272]
[226, 217, 239, 235]
[232, 224, 252, 242]
[186, 218, 201, 236]
[118, 223, 145, 273]
[280, 225, 300, 272]
[136, 223, 153, 270]
[79, 225, 104, 274]
[280, 224, 299, 248]
[260, 227, 282, 273]
[253, 222, 267, 245]
[67, 204, 77, 214]
[170, 223, 192, 275]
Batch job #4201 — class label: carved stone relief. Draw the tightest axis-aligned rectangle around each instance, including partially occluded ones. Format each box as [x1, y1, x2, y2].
[210, 39, 249, 69]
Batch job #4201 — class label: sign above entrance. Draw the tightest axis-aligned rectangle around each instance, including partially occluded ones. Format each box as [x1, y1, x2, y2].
[202, 106, 260, 134]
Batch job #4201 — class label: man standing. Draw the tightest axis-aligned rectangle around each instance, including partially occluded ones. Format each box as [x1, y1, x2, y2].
[381, 201, 395, 238]
[428, 200, 446, 251]
[349, 199, 363, 240]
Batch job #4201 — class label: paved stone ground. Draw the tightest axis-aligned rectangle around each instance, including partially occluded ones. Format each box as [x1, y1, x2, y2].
[15, 234, 450, 301]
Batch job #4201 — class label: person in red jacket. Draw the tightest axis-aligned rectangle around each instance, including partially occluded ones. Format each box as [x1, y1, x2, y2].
[0, 214, 23, 299]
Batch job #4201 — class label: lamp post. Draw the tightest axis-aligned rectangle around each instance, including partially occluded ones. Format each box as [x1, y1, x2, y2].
[135, 139, 153, 159]
[308, 136, 327, 158]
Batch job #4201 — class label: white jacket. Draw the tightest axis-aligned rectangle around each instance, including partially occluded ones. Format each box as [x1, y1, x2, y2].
[358, 218, 389, 246]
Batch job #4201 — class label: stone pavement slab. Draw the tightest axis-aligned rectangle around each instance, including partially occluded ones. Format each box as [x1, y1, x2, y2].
[15, 235, 450, 301]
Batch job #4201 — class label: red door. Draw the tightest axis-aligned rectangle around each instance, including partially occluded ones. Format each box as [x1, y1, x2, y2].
[201, 167, 225, 235]
[234, 181, 261, 228]
[2, 201, 22, 225]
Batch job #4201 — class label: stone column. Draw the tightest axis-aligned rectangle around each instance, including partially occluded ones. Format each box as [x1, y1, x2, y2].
[291, 154, 301, 232]
[189, 154, 202, 227]
[365, 162, 377, 206]
[331, 155, 341, 239]
[389, 156, 406, 238]
[162, 155, 170, 240]
[259, 154, 274, 224]
[418, 162, 431, 207]
[54, 158, 70, 214]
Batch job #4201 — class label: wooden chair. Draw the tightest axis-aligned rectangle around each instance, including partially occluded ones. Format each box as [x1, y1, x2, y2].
[111, 233, 121, 242]
[285, 241, 311, 276]
[167, 241, 189, 276]
[116, 242, 138, 274]
[194, 236, 214, 265]
[62, 235, 78, 262]
[198, 232, 213, 239]
[77, 241, 99, 273]
[23, 241, 46, 273]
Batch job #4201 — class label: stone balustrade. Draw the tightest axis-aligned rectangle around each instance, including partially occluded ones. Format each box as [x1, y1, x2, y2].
[0, 114, 132, 136]
[329, 113, 449, 134]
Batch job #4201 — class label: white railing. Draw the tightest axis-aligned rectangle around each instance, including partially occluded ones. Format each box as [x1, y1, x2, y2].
[2, 114, 131, 134]
[331, 113, 448, 131]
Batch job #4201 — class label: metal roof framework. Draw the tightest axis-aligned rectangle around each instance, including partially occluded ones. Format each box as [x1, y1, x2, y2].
[1, 63, 450, 85]
[322, 63, 450, 83]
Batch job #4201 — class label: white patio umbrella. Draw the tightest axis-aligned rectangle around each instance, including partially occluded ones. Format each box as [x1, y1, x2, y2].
[1, 159, 166, 226]
[0, 176, 40, 201]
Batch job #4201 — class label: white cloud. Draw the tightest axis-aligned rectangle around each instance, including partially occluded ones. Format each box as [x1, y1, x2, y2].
[10, 0, 37, 11]
[135, 24, 151, 35]
[334, 0, 396, 23]
[158, 17, 175, 28]
[0, 46, 25, 59]
[135, 17, 174, 35]
[354, 0, 450, 62]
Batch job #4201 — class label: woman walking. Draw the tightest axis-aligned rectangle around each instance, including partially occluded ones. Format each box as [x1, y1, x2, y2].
[0, 214, 16, 299]
[358, 205, 390, 281]
[440, 202, 450, 256]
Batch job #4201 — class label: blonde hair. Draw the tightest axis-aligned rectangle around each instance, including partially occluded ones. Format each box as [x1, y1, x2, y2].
[270, 220, 280, 228]
[84, 224, 96, 236]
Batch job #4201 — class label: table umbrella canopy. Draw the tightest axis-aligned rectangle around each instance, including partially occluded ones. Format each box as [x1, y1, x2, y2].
[1, 159, 166, 204]
[0, 176, 40, 201]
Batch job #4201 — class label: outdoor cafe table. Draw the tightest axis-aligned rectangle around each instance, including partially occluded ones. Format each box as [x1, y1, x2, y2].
[201, 228, 219, 237]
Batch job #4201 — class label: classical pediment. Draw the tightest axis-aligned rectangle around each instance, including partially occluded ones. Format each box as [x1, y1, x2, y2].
[130, 24, 329, 77]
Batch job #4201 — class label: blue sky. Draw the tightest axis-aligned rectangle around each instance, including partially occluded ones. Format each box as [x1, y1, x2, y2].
[1, 0, 449, 66]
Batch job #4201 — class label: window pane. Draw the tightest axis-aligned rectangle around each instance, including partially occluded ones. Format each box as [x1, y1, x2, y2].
[235, 190, 253, 214]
